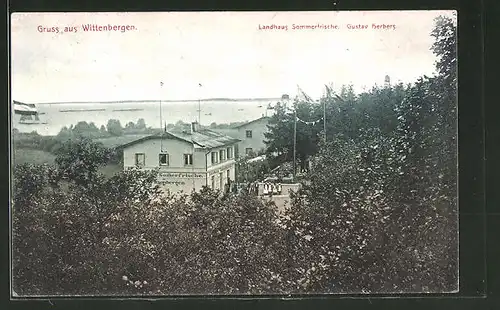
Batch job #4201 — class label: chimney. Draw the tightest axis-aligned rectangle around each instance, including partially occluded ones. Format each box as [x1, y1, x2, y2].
[191, 121, 199, 133]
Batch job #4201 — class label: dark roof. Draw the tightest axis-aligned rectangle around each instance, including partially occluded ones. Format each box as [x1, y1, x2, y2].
[114, 128, 240, 150]
[211, 128, 239, 137]
[94, 134, 152, 148]
[168, 128, 241, 148]
[232, 116, 270, 129]
[13, 100, 36, 108]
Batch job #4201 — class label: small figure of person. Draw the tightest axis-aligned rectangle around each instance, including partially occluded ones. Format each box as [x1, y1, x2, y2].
[232, 182, 238, 193]
[263, 183, 268, 196]
[277, 183, 282, 195]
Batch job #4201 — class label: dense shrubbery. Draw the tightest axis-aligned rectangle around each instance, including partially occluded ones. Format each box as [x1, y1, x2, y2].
[12, 131, 62, 154]
[287, 127, 457, 293]
[12, 140, 289, 295]
[12, 118, 154, 157]
[235, 157, 272, 184]
[12, 15, 457, 295]
[57, 118, 153, 139]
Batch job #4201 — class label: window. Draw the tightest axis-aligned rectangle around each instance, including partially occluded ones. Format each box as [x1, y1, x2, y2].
[219, 172, 223, 189]
[211, 151, 219, 164]
[246, 130, 253, 138]
[245, 148, 253, 155]
[226, 169, 230, 181]
[211, 176, 215, 189]
[184, 154, 193, 166]
[226, 147, 233, 159]
[219, 149, 226, 161]
[135, 153, 145, 167]
[159, 153, 169, 166]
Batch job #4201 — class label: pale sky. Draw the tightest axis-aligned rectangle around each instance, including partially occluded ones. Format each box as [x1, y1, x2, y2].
[10, 11, 456, 103]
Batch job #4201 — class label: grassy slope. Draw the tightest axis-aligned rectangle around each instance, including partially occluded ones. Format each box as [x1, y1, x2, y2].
[12, 148, 56, 165]
[12, 147, 122, 178]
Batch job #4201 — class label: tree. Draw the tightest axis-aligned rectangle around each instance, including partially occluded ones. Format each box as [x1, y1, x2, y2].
[54, 138, 112, 188]
[236, 157, 271, 183]
[431, 15, 457, 88]
[106, 119, 124, 136]
[264, 101, 293, 161]
[389, 14, 458, 290]
[283, 131, 402, 293]
[136, 118, 146, 129]
[12, 162, 165, 295]
[73, 121, 96, 136]
[125, 121, 136, 130]
[57, 126, 73, 140]
[264, 100, 322, 170]
[99, 125, 108, 135]
[11, 14, 458, 296]
[280, 14, 458, 293]
[12, 160, 290, 295]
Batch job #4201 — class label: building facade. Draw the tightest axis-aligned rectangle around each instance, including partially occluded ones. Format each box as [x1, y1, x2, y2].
[233, 116, 270, 157]
[120, 123, 240, 194]
[213, 116, 270, 158]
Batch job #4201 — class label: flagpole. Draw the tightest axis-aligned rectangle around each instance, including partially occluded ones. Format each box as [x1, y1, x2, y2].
[160, 81, 164, 151]
[191, 124, 195, 191]
[293, 86, 301, 182]
[323, 88, 327, 143]
[293, 105, 297, 182]
[198, 83, 202, 125]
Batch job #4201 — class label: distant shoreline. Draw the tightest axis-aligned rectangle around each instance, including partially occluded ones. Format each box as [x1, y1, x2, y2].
[29, 98, 282, 105]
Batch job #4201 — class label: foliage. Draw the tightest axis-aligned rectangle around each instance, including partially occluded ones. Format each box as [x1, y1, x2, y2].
[11, 15, 457, 296]
[236, 157, 271, 183]
[56, 118, 151, 140]
[286, 127, 456, 293]
[13, 131, 62, 154]
[264, 100, 321, 170]
[431, 15, 457, 87]
[283, 13, 458, 293]
[264, 82, 407, 170]
[12, 157, 289, 295]
[208, 121, 246, 129]
[54, 138, 113, 187]
[106, 119, 124, 136]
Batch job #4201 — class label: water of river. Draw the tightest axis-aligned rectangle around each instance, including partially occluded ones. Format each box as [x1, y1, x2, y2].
[11, 99, 279, 136]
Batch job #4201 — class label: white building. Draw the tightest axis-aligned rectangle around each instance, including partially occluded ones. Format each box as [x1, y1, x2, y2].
[213, 116, 270, 158]
[120, 123, 240, 194]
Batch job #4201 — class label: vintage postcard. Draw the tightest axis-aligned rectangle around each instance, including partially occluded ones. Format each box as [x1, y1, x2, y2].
[10, 11, 458, 296]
